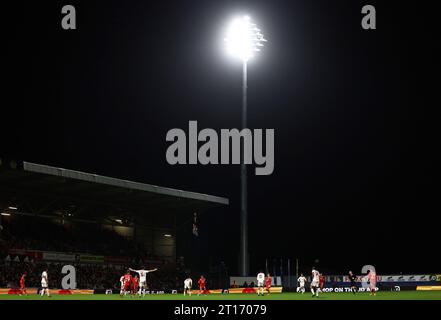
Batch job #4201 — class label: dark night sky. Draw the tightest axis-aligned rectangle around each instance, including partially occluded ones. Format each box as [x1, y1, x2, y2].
[1, 0, 440, 275]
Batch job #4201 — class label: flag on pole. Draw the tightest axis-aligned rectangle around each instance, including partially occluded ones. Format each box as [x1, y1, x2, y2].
[265, 258, 268, 275]
[192, 212, 199, 237]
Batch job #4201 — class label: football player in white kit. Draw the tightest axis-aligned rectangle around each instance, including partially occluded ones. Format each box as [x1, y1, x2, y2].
[297, 273, 307, 294]
[129, 267, 158, 297]
[184, 277, 193, 296]
[311, 267, 320, 297]
[257, 271, 265, 296]
[119, 275, 125, 296]
[40, 269, 50, 297]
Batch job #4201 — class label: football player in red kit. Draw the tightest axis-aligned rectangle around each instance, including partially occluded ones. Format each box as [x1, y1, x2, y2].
[122, 271, 133, 296]
[319, 274, 325, 292]
[198, 275, 207, 295]
[20, 272, 27, 295]
[132, 275, 139, 296]
[265, 274, 272, 295]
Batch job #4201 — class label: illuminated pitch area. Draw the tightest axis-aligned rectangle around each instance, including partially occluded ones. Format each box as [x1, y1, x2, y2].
[1, 292, 441, 300]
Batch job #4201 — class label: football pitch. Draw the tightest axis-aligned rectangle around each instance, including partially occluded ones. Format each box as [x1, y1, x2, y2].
[1, 291, 441, 300]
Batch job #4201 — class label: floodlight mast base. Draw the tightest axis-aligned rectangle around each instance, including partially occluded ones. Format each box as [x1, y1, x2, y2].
[240, 59, 249, 277]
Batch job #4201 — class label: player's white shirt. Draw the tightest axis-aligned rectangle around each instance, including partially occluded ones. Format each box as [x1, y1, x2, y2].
[312, 270, 320, 281]
[41, 271, 48, 287]
[298, 276, 307, 287]
[184, 278, 192, 289]
[257, 273, 265, 286]
[311, 269, 320, 285]
[133, 270, 149, 283]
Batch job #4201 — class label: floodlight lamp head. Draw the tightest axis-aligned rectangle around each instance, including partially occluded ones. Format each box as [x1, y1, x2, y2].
[224, 15, 267, 62]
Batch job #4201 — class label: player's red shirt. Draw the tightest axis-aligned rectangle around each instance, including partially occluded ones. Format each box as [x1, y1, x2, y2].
[132, 277, 139, 287]
[319, 275, 325, 289]
[20, 275, 26, 288]
[367, 272, 377, 282]
[266, 277, 272, 288]
[198, 278, 206, 289]
[123, 274, 133, 288]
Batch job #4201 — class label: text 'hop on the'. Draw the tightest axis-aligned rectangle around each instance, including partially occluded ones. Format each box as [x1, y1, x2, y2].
[224, 15, 267, 62]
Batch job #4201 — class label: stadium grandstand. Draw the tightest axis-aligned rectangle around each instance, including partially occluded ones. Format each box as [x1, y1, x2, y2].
[0, 158, 228, 292]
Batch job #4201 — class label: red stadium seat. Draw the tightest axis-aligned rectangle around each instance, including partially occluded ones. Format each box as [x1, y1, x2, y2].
[8, 289, 23, 295]
[242, 288, 257, 294]
[58, 289, 73, 295]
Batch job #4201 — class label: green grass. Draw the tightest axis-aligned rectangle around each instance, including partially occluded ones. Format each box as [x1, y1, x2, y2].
[1, 291, 441, 300]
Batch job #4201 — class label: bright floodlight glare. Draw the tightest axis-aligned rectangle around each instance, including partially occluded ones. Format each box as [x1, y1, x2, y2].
[224, 15, 267, 61]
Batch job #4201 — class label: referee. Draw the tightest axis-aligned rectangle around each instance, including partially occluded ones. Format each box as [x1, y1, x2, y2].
[348, 271, 357, 294]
